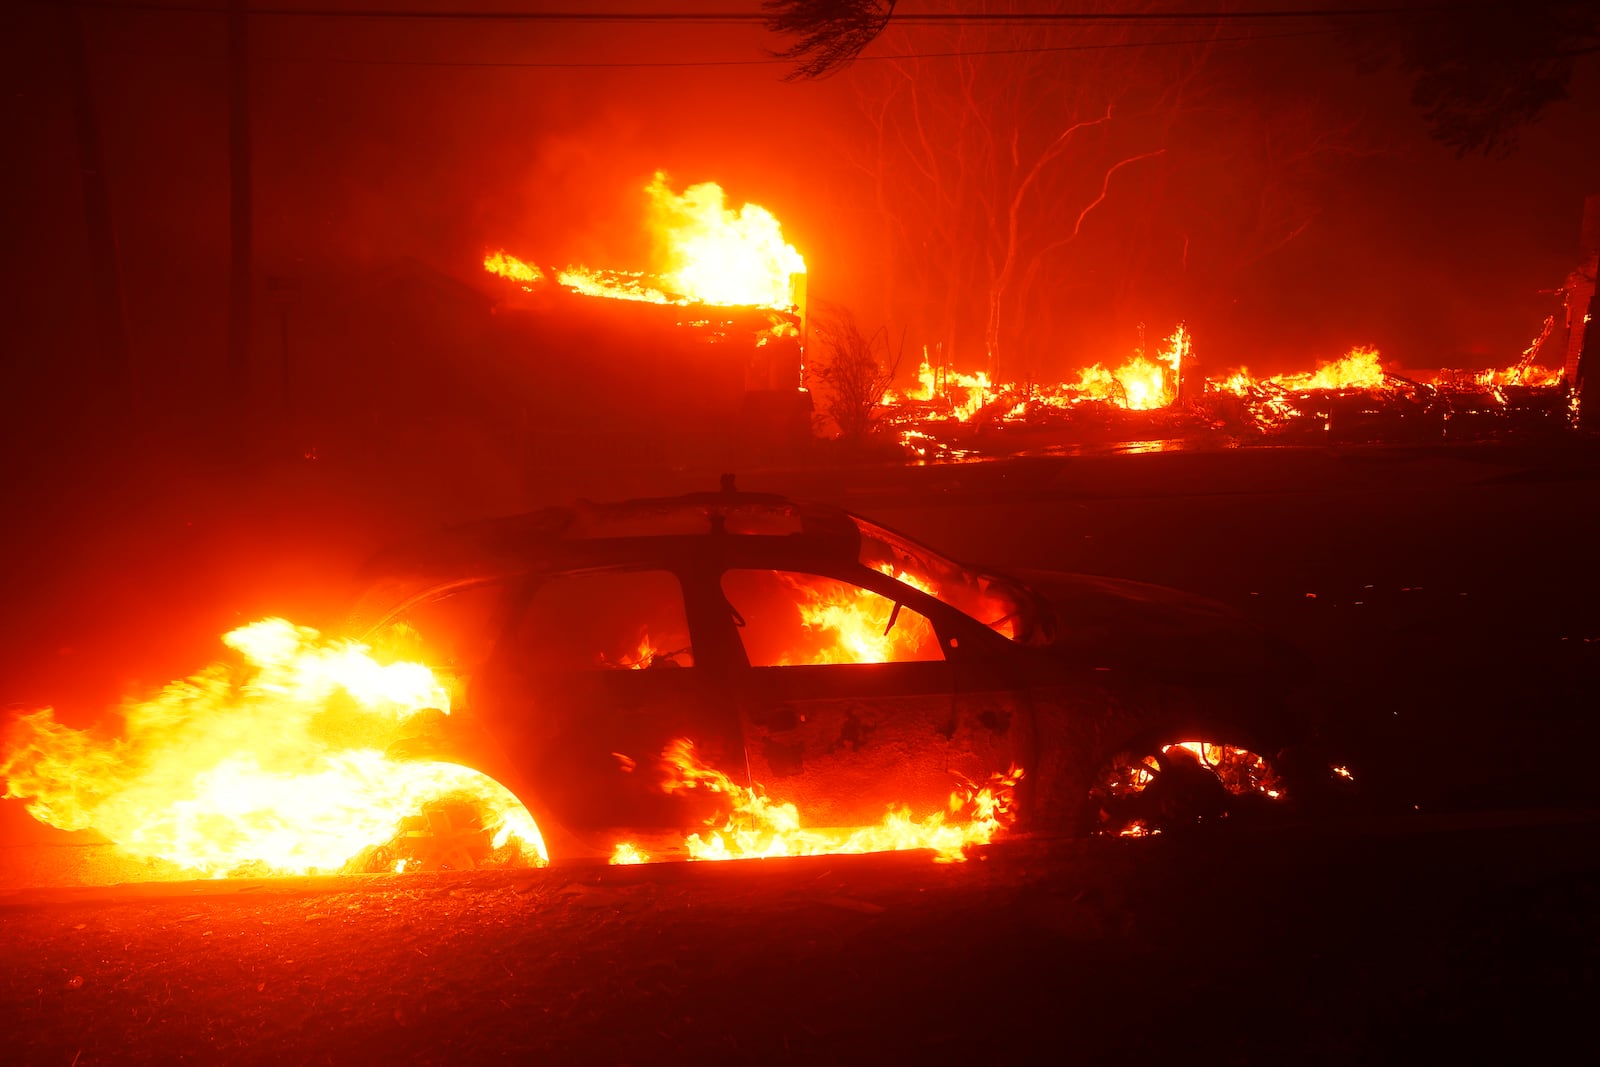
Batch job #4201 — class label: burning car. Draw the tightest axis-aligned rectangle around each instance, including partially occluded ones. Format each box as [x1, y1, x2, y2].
[346, 480, 1328, 862]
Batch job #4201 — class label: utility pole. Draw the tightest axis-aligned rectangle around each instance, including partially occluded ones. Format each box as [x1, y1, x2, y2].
[226, 0, 253, 415]
[61, 3, 132, 411]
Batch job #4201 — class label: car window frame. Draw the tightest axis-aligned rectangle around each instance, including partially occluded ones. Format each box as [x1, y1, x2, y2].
[713, 559, 1006, 671]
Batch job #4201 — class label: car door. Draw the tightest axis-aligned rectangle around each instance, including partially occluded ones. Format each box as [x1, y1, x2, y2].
[470, 565, 745, 839]
[718, 565, 968, 828]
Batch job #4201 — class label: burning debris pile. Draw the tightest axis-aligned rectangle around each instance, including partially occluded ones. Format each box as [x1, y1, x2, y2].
[881, 332, 1573, 460]
[882, 326, 1201, 459]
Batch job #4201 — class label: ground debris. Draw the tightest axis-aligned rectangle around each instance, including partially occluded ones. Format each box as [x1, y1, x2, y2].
[817, 895, 886, 915]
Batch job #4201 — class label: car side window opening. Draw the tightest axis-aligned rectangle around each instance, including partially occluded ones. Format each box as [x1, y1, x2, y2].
[721, 569, 944, 666]
[853, 520, 1040, 644]
[511, 569, 694, 671]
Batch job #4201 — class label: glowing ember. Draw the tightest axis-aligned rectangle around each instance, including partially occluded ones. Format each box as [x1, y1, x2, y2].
[0, 618, 546, 877]
[614, 739, 1021, 864]
[1099, 740, 1284, 812]
[486, 172, 805, 312]
[603, 632, 671, 671]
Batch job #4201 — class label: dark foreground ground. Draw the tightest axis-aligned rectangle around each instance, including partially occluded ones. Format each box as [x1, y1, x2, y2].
[3, 436, 1600, 1063]
[4, 815, 1598, 1067]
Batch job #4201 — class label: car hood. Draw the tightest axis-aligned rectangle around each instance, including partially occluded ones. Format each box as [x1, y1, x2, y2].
[1005, 568, 1277, 679]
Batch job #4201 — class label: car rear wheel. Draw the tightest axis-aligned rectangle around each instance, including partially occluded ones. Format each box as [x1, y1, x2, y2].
[1083, 739, 1287, 837]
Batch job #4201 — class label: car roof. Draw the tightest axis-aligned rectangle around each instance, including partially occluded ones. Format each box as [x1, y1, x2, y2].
[344, 485, 869, 637]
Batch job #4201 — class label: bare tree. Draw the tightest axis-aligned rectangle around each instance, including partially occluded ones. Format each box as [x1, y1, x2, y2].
[806, 302, 901, 440]
[820, 3, 1366, 385]
[843, 3, 1209, 383]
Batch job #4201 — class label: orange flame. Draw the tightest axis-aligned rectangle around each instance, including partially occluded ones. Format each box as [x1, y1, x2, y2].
[646, 172, 805, 310]
[783, 570, 940, 665]
[1072, 326, 1187, 410]
[0, 618, 546, 877]
[487, 172, 805, 312]
[1074, 356, 1169, 410]
[1476, 363, 1564, 388]
[483, 250, 542, 288]
[615, 739, 1021, 864]
[884, 358, 992, 420]
[1270, 345, 1387, 391]
[894, 324, 1189, 418]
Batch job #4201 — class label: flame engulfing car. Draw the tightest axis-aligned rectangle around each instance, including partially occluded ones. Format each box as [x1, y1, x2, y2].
[348, 484, 1322, 861]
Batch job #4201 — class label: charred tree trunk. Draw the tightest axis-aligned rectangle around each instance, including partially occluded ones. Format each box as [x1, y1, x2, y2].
[61, 4, 131, 408]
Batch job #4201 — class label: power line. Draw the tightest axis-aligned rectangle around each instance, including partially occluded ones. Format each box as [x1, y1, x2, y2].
[256, 27, 1336, 69]
[60, 2, 1481, 25]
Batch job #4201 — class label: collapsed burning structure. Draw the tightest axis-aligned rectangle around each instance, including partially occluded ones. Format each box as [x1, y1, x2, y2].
[881, 194, 1598, 458]
[478, 173, 811, 465]
[466, 179, 1593, 464]
[883, 336, 1580, 461]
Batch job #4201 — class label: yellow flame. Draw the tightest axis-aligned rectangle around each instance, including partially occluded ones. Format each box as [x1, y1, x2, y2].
[485, 172, 805, 312]
[555, 267, 672, 305]
[1, 618, 546, 876]
[611, 842, 649, 865]
[886, 359, 992, 420]
[614, 739, 1021, 864]
[789, 573, 938, 665]
[1271, 346, 1386, 391]
[1476, 364, 1563, 388]
[647, 172, 806, 309]
[483, 250, 542, 287]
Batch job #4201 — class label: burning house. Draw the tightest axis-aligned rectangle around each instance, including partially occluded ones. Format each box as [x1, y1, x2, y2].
[478, 174, 812, 466]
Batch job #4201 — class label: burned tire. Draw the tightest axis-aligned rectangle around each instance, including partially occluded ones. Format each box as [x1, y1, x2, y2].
[1083, 738, 1287, 837]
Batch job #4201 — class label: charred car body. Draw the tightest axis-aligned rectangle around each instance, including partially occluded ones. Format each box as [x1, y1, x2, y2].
[347, 483, 1332, 862]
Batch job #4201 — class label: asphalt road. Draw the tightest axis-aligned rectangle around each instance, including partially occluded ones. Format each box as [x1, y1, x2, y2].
[3, 814, 1596, 1066]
